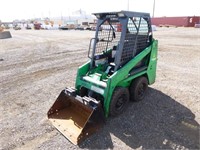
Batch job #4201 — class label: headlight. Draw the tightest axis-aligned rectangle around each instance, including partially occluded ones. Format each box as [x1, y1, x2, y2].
[95, 14, 101, 19]
[118, 13, 125, 17]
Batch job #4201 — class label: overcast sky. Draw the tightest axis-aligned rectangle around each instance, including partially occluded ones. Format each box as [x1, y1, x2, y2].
[0, 0, 200, 22]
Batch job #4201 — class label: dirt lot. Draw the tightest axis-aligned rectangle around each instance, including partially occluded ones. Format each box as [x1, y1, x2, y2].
[0, 28, 200, 150]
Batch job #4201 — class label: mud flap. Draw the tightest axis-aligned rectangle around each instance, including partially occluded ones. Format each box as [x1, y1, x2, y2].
[47, 88, 105, 145]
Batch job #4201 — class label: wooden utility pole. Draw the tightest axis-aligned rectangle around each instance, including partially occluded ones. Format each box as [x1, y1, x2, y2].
[127, 0, 129, 11]
[152, 0, 155, 17]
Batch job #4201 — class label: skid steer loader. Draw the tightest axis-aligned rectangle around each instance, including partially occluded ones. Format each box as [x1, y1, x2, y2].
[48, 11, 158, 145]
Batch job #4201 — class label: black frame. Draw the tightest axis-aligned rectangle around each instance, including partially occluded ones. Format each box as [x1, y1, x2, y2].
[89, 11, 152, 71]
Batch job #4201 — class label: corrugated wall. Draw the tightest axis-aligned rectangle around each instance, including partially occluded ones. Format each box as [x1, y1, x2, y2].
[151, 16, 200, 27]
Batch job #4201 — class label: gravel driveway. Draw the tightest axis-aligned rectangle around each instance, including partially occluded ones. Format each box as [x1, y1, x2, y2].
[0, 28, 199, 149]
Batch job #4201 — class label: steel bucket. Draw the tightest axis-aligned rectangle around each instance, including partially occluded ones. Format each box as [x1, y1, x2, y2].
[47, 88, 104, 145]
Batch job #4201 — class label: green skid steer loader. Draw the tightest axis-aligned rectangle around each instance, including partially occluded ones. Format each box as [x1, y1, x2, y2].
[47, 11, 158, 145]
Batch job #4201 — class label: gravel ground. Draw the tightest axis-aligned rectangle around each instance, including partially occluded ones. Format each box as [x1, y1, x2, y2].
[0, 28, 199, 150]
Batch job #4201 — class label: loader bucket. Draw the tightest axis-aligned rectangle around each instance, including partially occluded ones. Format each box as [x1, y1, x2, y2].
[47, 88, 104, 145]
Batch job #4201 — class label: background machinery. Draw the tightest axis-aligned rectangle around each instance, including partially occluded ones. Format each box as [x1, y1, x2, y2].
[0, 23, 12, 39]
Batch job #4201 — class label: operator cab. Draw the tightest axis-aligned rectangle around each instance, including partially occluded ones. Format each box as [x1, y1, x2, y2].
[88, 11, 152, 76]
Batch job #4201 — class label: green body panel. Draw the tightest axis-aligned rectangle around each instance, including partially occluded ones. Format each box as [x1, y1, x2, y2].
[75, 61, 90, 88]
[147, 40, 158, 84]
[75, 39, 158, 117]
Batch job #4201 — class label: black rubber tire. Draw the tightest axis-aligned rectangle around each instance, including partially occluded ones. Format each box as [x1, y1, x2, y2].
[110, 87, 130, 117]
[130, 77, 148, 102]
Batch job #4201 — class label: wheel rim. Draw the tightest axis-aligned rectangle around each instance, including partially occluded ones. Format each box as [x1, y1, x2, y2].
[115, 94, 126, 110]
[138, 83, 146, 99]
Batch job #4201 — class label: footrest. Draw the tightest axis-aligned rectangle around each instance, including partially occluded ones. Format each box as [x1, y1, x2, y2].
[129, 66, 147, 76]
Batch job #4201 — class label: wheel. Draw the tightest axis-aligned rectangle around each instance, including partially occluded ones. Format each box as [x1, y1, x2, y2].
[130, 76, 148, 102]
[110, 87, 130, 117]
